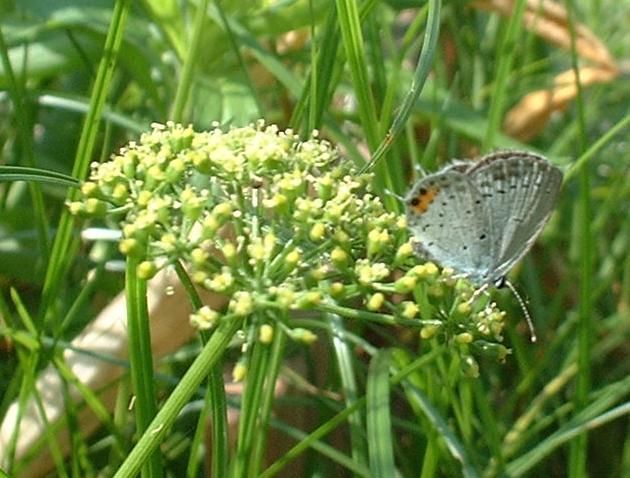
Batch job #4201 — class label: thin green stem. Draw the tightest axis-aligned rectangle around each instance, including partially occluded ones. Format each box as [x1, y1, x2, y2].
[125, 258, 162, 478]
[113, 316, 242, 478]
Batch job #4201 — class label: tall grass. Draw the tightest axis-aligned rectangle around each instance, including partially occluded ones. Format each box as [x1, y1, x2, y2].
[1, 0, 629, 477]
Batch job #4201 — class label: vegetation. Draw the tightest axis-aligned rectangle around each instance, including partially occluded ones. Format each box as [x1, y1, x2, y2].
[0, 0, 628, 477]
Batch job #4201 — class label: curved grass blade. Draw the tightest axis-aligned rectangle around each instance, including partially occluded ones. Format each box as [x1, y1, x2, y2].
[0, 166, 79, 188]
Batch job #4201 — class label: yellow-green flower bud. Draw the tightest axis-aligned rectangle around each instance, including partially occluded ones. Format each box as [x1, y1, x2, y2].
[394, 242, 414, 263]
[67, 201, 85, 216]
[165, 157, 186, 183]
[394, 275, 417, 293]
[334, 230, 350, 244]
[331, 247, 348, 267]
[367, 292, 385, 311]
[137, 260, 157, 279]
[291, 328, 317, 344]
[330, 282, 345, 297]
[309, 222, 326, 241]
[222, 242, 236, 261]
[259, 324, 274, 344]
[191, 270, 208, 284]
[189, 306, 219, 330]
[263, 233, 276, 255]
[112, 183, 129, 203]
[285, 248, 301, 268]
[202, 214, 221, 239]
[206, 269, 234, 292]
[80, 181, 99, 197]
[420, 324, 440, 339]
[247, 240, 266, 262]
[138, 190, 152, 207]
[367, 228, 389, 257]
[457, 301, 472, 315]
[296, 291, 321, 308]
[275, 286, 295, 309]
[85, 198, 107, 216]
[212, 202, 233, 220]
[191, 247, 208, 266]
[229, 291, 254, 316]
[401, 301, 419, 319]
[455, 332, 473, 344]
[461, 355, 479, 378]
[316, 175, 334, 201]
[119, 238, 143, 257]
[232, 362, 247, 382]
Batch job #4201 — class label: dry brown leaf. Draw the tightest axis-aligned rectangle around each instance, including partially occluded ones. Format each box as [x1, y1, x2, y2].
[473, 0, 618, 70]
[472, 0, 619, 140]
[504, 66, 618, 140]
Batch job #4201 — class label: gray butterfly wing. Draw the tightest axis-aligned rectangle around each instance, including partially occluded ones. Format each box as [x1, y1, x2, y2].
[405, 169, 493, 283]
[466, 152, 563, 281]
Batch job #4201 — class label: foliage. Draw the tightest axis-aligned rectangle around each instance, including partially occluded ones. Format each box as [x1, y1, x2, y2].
[0, 0, 629, 477]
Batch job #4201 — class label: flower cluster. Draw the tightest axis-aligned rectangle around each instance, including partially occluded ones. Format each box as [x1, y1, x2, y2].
[70, 121, 509, 377]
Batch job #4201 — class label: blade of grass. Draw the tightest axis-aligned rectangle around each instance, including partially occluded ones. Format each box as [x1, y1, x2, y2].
[481, 0, 527, 151]
[366, 349, 396, 477]
[0, 166, 79, 188]
[39, 0, 131, 323]
[564, 1, 592, 476]
[171, 0, 209, 122]
[392, 348, 480, 478]
[0, 27, 50, 266]
[334, 0, 380, 150]
[328, 313, 369, 470]
[361, 0, 442, 174]
[506, 402, 630, 477]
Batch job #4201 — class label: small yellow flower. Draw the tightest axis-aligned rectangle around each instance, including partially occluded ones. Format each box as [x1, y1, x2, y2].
[367, 293, 385, 311]
[136, 261, 157, 279]
[309, 222, 326, 241]
[455, 332, 473, 344]
[229, 291, 254, 316]
[331, 247, 348, 267]
[232, 362, 247, 382]
[259, 324, 274, 344]
[420, 324, 440, 339]
[291, 328, 318, 344]
[189, 306, 220, 330]
[394, 275, 417, 293]
[401, 301, 419, 319]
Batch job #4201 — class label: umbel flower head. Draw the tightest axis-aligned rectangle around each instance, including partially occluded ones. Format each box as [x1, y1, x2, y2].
[70, 120, 510, 373]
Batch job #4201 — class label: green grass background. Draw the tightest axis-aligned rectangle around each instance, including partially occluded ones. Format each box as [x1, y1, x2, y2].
[0, 0, 629, 476]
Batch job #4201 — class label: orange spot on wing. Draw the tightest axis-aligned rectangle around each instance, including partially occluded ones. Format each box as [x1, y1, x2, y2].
[410, 186, 439, 214]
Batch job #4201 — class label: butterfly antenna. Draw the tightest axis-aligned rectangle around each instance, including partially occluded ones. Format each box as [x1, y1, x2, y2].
[504, 279, 537, 343]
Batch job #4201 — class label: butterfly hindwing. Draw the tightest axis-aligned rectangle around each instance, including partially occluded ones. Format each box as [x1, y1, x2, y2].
[465, 152, 563, 280]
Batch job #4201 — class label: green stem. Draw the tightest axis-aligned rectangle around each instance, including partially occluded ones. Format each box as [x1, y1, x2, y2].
[113, 315, 242, 478]
[125, 258, 162, 478]
[231, 325, 272, 478]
